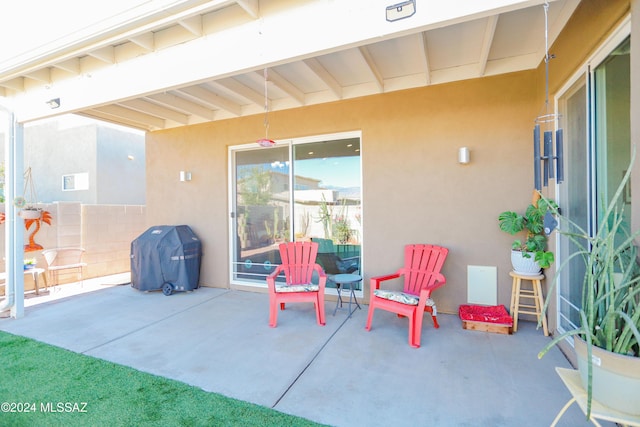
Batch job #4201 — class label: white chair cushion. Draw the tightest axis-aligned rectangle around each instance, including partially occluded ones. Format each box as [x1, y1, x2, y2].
[374, 289, 435, 308]
[276, 283, 319, 293]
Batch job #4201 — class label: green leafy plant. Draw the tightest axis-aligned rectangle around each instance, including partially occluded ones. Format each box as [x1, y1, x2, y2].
[538, 155, 640, 418]
[498, 197, 557, 268]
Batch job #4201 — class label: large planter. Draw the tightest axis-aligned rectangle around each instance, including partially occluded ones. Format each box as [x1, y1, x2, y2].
[574, 336, 640, 416]
[510, 250, 541, 275]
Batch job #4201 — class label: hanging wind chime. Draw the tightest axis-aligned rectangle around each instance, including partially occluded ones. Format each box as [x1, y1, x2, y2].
[256, 68, 276, 148]
[533, 1, 563, 190]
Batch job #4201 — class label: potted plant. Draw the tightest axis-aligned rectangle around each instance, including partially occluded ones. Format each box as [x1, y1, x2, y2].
[498, 195, 557, 274]
[538, 159, 640, 418]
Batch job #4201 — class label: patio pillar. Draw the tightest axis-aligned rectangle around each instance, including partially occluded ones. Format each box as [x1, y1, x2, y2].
[0, 103, 25, 318]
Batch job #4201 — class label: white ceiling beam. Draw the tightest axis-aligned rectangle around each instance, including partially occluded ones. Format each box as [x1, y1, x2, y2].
[0, 77, 24, 91]
[120, 98, 189, 124]
[358, 47, 383, 93]
[129, 33, 155, 52]
[236, 0, 259, 19]
[0, 0, 239, 78]
[419, 32, 431, 85]
[94, 104, 165, 128]
[147, 92, 215, 120]
[88, 46, 115, 64]
[303, 58, 342, 99]
[212, 78, 264, 106]
[178, 15, 202, 37]
[13, 0, 568, 122]
[478, 15, 499, 77]
[24, 68, 51, 84]
[177, 85, 242, 116]
[53, 58, 81, 74]
[263, 69, 304, 105]
[78, 110, 153, 131]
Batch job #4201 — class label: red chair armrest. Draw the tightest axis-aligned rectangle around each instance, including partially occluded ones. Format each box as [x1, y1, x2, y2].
[266, 265, 285, 292]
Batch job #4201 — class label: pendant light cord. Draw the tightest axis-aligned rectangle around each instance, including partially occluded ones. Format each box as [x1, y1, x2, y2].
[263, 68, 270, 139]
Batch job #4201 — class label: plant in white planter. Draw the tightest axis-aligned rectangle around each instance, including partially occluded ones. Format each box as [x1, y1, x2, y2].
[498, 196, 557, 274]
[538, 158, 640, 418]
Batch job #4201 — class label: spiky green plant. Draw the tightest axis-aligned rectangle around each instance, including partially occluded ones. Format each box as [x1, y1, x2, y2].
[538, 153, 640, 418]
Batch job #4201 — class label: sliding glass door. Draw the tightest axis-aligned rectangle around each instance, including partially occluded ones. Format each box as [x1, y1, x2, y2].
[555, 33, 630, 336]
[229, 132, 362, 291]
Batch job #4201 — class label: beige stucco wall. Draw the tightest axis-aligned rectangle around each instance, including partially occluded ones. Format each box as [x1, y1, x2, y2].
[146, 71, 538, 314]
[145, 0, 634, 318]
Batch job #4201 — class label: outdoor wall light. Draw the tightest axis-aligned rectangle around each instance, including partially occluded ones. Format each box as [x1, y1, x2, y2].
[179, 171, 192, 182]
[46, 98, 60, 109]
[386, 0, 416, 22]
[458, 147, 470, 164]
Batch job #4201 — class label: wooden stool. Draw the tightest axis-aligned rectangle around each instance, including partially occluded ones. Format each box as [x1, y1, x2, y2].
[509, 271, 549, 336]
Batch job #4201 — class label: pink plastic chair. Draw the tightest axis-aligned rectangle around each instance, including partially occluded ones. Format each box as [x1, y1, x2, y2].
[266, 242, 327, 327]
[365, 244, 448, 348]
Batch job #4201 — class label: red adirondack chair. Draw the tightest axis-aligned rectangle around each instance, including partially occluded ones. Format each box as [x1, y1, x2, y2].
[365, 244, 448, 348]
[266, 241, 327, 327]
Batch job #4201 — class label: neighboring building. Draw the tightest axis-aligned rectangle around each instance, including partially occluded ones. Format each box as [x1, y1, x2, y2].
[5, 118, 145, 205]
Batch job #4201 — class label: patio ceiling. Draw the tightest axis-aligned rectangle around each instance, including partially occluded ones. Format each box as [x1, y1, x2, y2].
[1, 0, 580, 132]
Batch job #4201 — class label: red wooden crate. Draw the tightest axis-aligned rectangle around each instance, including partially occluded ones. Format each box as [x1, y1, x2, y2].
[459, 304, 513, 335]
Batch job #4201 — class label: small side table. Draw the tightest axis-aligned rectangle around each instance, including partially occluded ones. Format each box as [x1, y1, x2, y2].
[509, 271, 548, 335]
[330, 273, 362, 318]
[552, 367, 640, 427]
[0, 267, 48, 295]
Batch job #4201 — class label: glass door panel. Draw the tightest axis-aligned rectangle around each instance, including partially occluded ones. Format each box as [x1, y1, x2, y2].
[232, 146, 290, 284]
[292, 137, 362, 290]
[557, 81, 589, 334]
[230, 132, 362, 289]
[556, 36, 630, 335]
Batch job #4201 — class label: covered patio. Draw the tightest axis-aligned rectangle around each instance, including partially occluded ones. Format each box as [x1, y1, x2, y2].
[0, 275, 608, 426]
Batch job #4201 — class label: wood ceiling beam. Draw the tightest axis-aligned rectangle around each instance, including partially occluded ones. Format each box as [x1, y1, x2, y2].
[236, 0, 259, 19]
[95, 104, 165, 129]
[211, 79, 264, 106]
[147, 92, 215, 120]
[24, 68, 51, 84]
[478, 15, 498, 77]
[121, 99, 189, 124]
[420, 32, 431, 85]
[303, 58, 342, 99]
[178, 15, 202, 37]
[177, 85, 242, 116]
[53, 58, 81, 74]
[262, 69, 304, 105]
[87, 46, 115, 64]
[358, 47, 383, 93]
[129, 33, 155, 52]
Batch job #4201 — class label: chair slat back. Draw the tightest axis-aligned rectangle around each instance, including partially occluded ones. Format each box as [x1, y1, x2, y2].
[279, 242, 319, 285]
[403, 244, 448, 295]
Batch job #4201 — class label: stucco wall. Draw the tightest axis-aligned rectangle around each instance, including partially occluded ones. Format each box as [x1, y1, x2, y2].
[146, 71, 537, 314]
[145, 0, 634, 317]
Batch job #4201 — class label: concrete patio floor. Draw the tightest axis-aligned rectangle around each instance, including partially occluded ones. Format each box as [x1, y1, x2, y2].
[0, 275, 612, 427]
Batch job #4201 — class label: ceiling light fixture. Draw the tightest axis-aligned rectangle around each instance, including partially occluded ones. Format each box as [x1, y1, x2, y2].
[386, 0, 416, 22]
[257, 68, 276, 148]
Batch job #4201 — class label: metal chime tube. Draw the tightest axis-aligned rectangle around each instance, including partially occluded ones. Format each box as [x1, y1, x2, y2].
[534, 124, 541, 190]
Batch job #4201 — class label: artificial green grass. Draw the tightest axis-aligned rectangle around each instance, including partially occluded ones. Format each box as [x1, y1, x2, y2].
[0, 331, 326, 427]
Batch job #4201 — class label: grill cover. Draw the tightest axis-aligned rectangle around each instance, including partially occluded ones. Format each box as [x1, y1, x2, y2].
[130, 225, 202, 292]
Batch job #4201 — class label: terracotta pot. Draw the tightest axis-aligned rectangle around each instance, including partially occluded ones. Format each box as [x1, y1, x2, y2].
[574, 336, 640, 416]
[510, 250, 541, 275]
